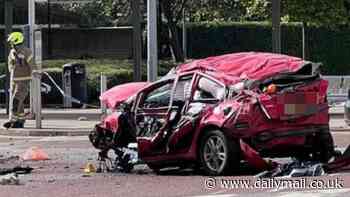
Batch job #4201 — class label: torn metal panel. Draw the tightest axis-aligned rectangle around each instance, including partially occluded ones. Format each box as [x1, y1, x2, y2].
[256, 160, 325, 178]
[0, 173, 19, 185]
[240, 140, 272, 171]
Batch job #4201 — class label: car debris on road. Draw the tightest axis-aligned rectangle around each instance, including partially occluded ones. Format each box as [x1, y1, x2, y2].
[256, 145, 350, 178]
[256, 160, 326, 178]
[0, 173, 20, 185]
[0, 155, 33, 186]
[0, 166, 33, 176]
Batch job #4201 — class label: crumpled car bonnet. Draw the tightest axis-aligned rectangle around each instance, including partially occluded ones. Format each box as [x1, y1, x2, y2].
[100, 82, 149, 109]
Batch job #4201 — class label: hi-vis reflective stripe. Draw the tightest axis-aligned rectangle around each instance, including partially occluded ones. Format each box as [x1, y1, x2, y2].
[32, 69, 41, 73]
[13, 76, 32, 81]
[27, 54, 33, 62]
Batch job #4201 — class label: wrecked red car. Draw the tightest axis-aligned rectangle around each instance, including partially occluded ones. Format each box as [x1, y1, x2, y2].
[89, 52, 335, 175]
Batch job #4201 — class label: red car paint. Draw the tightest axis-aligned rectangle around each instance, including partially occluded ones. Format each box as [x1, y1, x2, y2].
[102, 112, 120, 132]
[92, 52, 334, 173]
[100, 82, 149, 109]
[240, 139, 270, 171]
[176, 52, 305, 82]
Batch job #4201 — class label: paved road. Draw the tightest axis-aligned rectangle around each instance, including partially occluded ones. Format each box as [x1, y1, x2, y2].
[1, 131, 350, 197]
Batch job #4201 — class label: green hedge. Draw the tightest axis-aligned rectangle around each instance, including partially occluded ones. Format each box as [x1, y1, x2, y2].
[186, 22, 350, 75]
[187, 22, 273, 58]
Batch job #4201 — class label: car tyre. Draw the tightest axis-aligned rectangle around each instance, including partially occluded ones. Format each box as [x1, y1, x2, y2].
[199, 129, 240, 176]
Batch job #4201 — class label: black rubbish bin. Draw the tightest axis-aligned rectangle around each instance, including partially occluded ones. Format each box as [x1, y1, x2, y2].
[62, 63, 87, 108]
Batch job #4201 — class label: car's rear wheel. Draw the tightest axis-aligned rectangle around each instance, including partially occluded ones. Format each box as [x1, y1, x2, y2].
[199, 129, 240, 175]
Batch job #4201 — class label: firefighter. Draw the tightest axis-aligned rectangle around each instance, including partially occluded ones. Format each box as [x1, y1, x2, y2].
[3, 32, 39, 129]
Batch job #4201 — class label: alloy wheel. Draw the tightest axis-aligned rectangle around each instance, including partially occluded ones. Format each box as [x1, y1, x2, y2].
[203, 135, 227, 173]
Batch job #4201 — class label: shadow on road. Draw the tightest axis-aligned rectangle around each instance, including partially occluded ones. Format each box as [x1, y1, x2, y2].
[131, 162, 261, 177]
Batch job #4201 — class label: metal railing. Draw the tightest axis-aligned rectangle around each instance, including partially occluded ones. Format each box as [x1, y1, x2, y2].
[322, 76, 349, 104]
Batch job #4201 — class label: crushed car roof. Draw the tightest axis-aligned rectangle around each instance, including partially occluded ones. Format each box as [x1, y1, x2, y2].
[176, 52, 309, 84]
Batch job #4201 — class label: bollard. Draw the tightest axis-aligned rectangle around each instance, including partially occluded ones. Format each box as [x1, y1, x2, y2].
[34, 74, 42, 129]
[8, 71, 13, 120]
[100, 73, 107, 114]
[62, 69, 72, 108]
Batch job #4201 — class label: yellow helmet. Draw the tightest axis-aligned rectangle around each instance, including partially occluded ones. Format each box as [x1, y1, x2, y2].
[7, 32, 24, 46]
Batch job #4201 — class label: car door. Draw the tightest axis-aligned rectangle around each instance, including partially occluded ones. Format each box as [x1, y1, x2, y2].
[167, 73, 226, 153]
[133, 79, 175, 157]
[164, 73, 196, 153]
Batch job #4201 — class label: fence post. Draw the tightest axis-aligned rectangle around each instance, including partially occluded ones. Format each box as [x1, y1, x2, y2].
[182, 9, 187, 60]
[100, 73, 107, 114]
[302, 22, 306, 60]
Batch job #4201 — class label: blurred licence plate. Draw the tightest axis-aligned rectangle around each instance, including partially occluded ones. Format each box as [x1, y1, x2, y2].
[278, 92, 319, 115]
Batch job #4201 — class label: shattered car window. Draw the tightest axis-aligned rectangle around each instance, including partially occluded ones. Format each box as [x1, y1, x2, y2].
[194, 77, 225, 101]
[173, 75, 193, 103]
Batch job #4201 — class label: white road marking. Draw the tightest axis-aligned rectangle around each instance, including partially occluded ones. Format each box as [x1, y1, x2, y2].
[278, 188, 350, 197]
[193, 194, 237, 197]
[0, 135, 39, 139]
[210, 190, 232, 195]
[193, 188, 350, 197]
[33, 136, 88, 142]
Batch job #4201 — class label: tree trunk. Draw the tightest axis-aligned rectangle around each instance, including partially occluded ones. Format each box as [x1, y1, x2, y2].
[167, 20, 184, 62]
[160, 1, 185, 62]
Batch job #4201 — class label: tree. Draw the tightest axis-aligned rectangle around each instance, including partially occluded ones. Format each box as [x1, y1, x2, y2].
[160, 0, 189, 62]
[192, 0, 350, 26]
[282, 0, 349, 26]
[187, 0, 245, 22]
[63, 1, 113, 26]
[239, 0, 350, 26]
[160, 0, 245, 61]
[240, 0, 271, 21]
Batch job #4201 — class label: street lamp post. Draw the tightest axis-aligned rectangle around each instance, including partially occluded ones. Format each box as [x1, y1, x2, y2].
[4, 0, 13, 115]
[29, 0, 42, 129]
[147, 0, 158, 82]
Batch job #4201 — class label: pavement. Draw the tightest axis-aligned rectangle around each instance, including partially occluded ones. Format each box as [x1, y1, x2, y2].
[0, 108, 101, 120]
[0, 108, 101, 136]
[0, 106, 348, 137]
